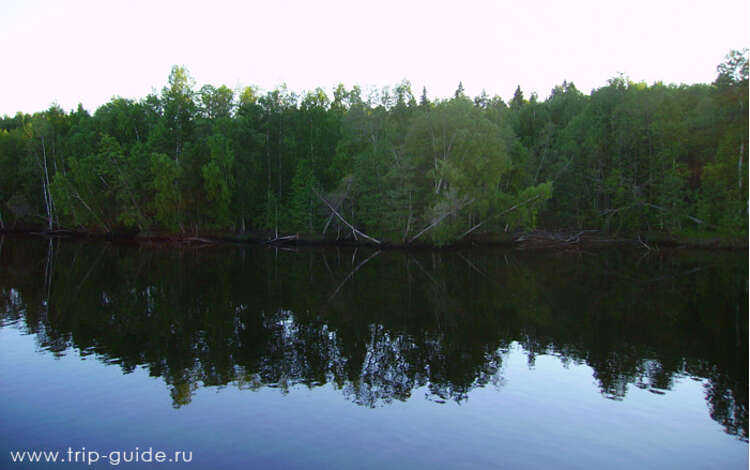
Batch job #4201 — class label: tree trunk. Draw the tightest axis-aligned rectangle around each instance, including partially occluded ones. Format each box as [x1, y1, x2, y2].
[41, 136, 54, 230]
[73, 190, 110, 232]
[402, 190, 412, 243]
[313, 188, 381, 244]
[458, 195, 541, 240]
[739, 141, 744, 191]
[409, 198, 474, 244]
[643, 202, 705, 225]
[40, 172, 51, 228]
[276, 113, 283, 238]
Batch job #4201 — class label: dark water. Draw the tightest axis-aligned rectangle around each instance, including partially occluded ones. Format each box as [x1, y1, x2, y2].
[0, 237, 747, 469]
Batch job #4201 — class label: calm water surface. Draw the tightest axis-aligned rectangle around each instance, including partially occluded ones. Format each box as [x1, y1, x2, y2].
[0, 237, 747, 468]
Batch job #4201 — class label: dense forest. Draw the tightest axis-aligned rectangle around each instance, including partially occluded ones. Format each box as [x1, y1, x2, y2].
[0, 50, 747, 244]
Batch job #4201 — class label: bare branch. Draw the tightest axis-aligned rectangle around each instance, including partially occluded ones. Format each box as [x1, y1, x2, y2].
[408, 198, 475, 244]
[313, 188, 381, 244]
[643, 202, 706, 225]
[329, 250, 381, 301]
[459, 195, 541, 240]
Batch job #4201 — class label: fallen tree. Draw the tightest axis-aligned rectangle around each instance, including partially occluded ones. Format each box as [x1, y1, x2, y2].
[313, 188, 381, 245]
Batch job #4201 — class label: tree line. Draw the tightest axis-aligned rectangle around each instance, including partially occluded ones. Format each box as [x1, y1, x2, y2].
[0, 50, 746, 244]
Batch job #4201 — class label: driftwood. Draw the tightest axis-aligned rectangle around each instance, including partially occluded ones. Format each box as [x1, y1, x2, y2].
[313, 188, 381, 244]
[265, 233, 299, 245]
[184, 237, 217, 245]
[514, 230, 599, 248]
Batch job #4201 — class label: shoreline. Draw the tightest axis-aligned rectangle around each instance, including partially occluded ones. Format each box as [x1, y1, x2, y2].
[1, 228, 746, 251]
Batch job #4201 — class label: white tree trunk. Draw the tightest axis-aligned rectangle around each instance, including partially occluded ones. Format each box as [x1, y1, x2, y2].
[739, 141, 744, 191]
[40, 136, 54, 230]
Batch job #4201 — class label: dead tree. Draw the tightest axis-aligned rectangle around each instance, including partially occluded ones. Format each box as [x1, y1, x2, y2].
[313, 188, 381, 244]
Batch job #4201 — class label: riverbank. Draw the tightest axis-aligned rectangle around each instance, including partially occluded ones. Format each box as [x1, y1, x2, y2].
[1, 227, 746, 250]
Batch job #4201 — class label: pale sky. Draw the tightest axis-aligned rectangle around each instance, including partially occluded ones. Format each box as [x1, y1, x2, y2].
[0, 0, 747, 116]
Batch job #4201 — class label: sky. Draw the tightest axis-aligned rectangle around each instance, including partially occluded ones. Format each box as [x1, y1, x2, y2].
[0, 0, 747, 116]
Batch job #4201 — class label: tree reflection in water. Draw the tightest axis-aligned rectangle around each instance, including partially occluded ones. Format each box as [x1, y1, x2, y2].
[0, 237, 746, 440]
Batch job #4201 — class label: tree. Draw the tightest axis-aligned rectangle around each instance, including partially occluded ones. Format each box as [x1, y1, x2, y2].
[405, 97, 521, 244]
[28, 114, 58, 230]
[420, 86, 430, 108]
[201, 134, 235, 227]
[474, 89, 490, 108]
[288, 158, 320, 233]
[151, 152, 183, 230]
[0, 60, 744, 240]
[454, 81, 466, 100]
[199, 84, 234, 120]
[510, 85, 525, 110]
[161, 65, 197, 162]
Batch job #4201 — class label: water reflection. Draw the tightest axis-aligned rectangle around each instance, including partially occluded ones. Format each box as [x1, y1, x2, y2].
[0, 237, 746, 440]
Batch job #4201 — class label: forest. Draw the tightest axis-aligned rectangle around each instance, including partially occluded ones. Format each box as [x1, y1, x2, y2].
[0, 50, 747, 245]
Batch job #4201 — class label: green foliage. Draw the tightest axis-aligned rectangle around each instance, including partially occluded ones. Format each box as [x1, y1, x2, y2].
[150, 153, 183, 231]
[49, 155, 106, 228]
[501, 181, 554, 231]
[201, 134, 235, 228]
[0, 59, 745, 241]
[351, 148, 387, 233]
[403, 97, 516, 243]
[262, 190, 281, 232]
[288, 159, 320, 233]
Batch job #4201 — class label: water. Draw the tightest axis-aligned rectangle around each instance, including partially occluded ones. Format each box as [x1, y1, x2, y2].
[0, 237, 747, 468]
